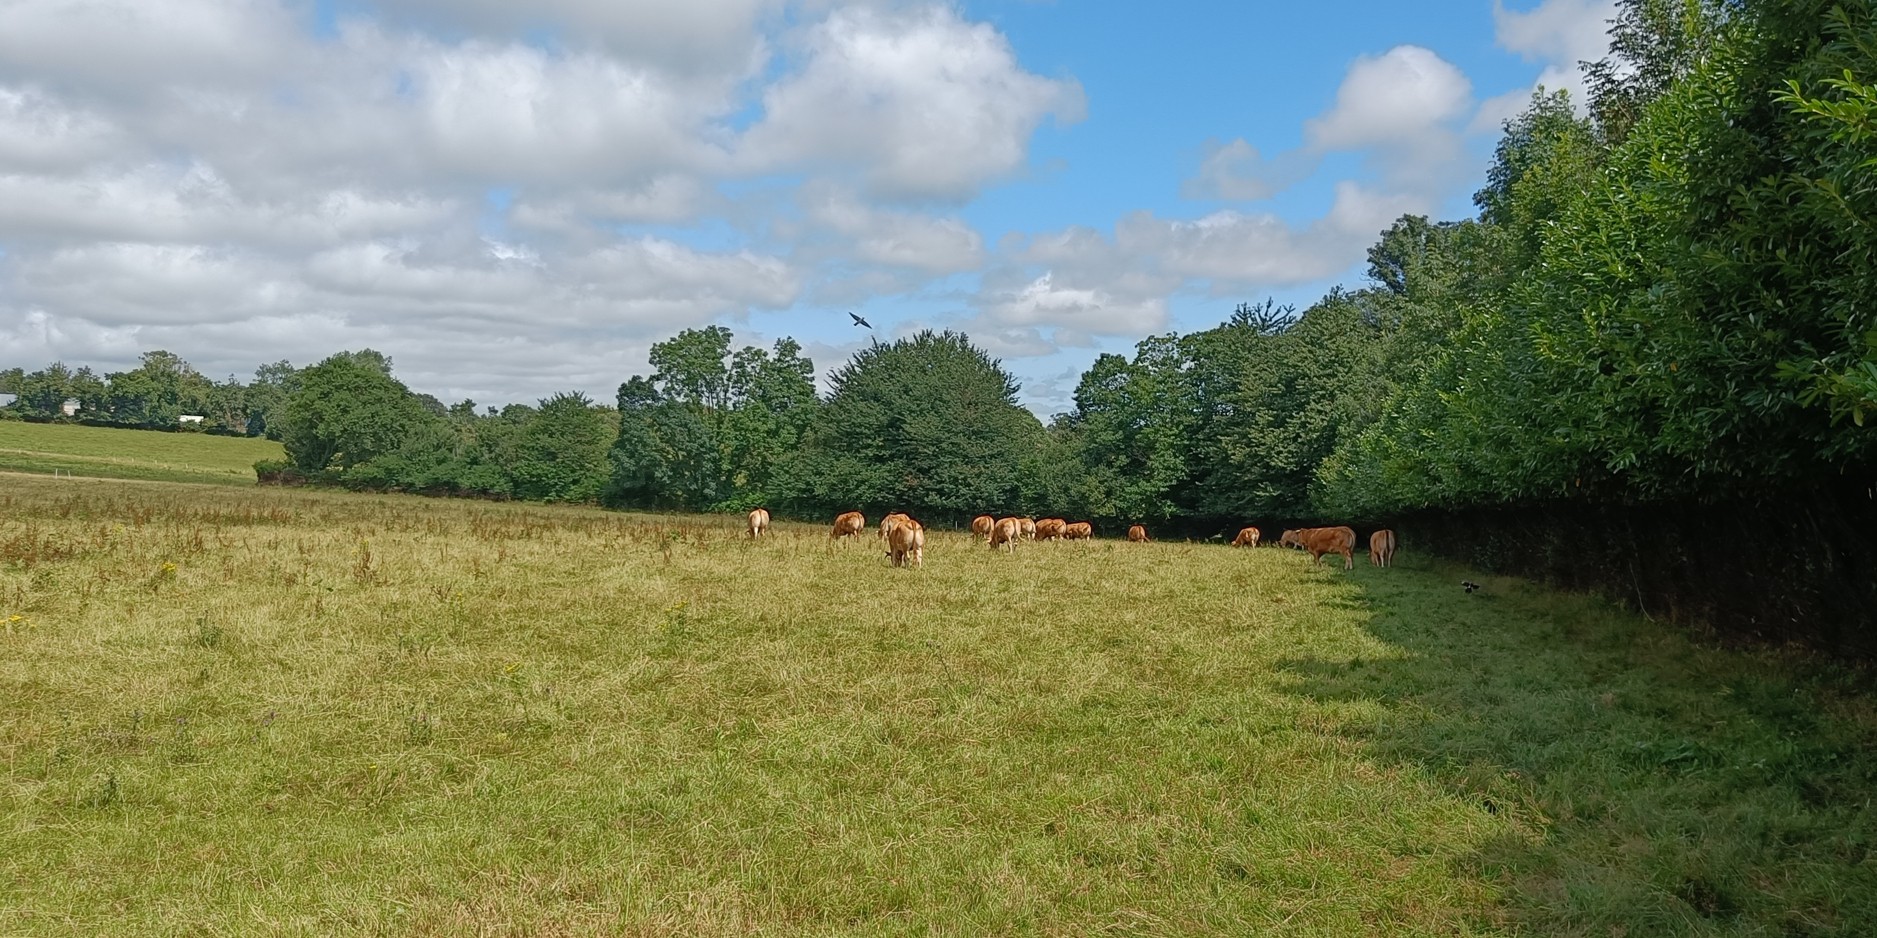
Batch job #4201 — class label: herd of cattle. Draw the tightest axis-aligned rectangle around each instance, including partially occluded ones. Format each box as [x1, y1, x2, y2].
[743, 508, 1399, 570]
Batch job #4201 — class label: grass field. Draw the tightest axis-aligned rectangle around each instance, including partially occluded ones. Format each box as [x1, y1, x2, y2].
[2, 475, 1874, 936]
[0, 421, 283, 485]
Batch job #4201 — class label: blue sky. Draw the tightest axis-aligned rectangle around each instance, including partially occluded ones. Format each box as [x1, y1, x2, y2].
[0, 0, 1616, 414]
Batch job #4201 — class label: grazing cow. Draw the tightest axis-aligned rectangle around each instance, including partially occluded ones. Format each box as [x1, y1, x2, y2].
[1291, 526, 1357, 569]
[831, 511, 866, 541]
[970, 515, 995, 541]
[1369, 529, 1397, 568]
[747, 508, 771, 539]
[880, 512, 913, 540]
[1127, 525, 1149, 543]
[989, 517, 1023, 551]
[1019, 517, 1037, 540]
[1061, 521, 1093, 541]
[1278, 529, 1301, 549]
[1231, 526, 1260, 548]
[886, 518, 926, 568]
[1034, 518, 1065, 541]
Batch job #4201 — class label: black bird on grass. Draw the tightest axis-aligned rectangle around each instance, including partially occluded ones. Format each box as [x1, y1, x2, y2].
[849, 311, 872, 330]
[1462, 580, 1481, 594]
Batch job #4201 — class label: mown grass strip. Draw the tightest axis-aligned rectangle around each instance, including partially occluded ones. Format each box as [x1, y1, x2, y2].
[0, 422, 282, 486]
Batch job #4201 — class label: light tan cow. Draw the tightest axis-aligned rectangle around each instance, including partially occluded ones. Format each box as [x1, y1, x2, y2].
[1061, 521, 1093, 541]
[886, 518, 926, 568]
[880, 512, 912, 541]
[831, 511, 866, 541]
[1019, 517, 1037, 540]
[1126, 524, 1148, 542]
[989, 517, 1023, 551]
[1369, 529, 1397, 568]
[747, 508, 771, 538]
[1290, 526, 1356, 569]
[1034, 518, 1065, 540]
[1278, 529, 1301, 549]
[1231, 526, 1260, 548]
[970, 514, 995, 541]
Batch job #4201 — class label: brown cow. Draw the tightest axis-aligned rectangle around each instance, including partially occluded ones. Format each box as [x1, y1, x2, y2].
[1035, 518, 1065, 540]
[1018, 517, 1037, 540]
[989, 517, 1022, 551]
[1231, 526, 1260, 548]
[1061, 521, 1093, 541]
[1369, 529, 1397, 568]
[1126, 524, 1148, 542]
[747, 508, 771, 539]
[880, 512, 912, 540]
[886, 518, 926, 568]
[1291, 526, 1356, 569]
[831, 511, 866, 541]
[1278, 529, 1301, 549]
[970, 514, 995, 541]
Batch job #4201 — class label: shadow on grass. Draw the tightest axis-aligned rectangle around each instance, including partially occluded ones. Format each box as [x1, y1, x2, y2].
[1274, 556, 1877, 937]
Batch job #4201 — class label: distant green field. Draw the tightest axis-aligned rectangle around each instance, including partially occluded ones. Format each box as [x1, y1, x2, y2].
[0, 421, 282, 486]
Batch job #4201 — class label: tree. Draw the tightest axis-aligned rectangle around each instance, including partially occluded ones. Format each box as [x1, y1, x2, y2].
[246, 361, 299, 439]
[785, 331, 1041, 519]
[277, 352, 438, 474]
[720, 338, 819, 509]
[510, 392, 617, 502]
[95, 350, 213, 428]
[1583, 0, 1732, 145]
[1060, 337, 1196, 523]
[649, 326, 733, 411]
[607, 377, 722, 510]
[12, 363, 75, 419]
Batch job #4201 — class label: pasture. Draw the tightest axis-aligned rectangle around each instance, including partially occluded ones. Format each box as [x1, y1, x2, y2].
[0, 422, 284, 487]
[2, 475, 1874, 935]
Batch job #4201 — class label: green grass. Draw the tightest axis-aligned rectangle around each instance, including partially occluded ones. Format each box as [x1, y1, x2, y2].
[1, 475, 1872, 935]
[0, 421, 283, 486]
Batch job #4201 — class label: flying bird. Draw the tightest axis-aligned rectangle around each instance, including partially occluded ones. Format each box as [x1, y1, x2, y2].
[849, 311, 872, 330]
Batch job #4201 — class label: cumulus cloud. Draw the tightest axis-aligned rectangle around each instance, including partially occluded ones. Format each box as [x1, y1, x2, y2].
[1181, 45, 1475, 204]
[799, 185, 984, 273]
[0, 0, 1084, 403]
[369, 0, 780, 77]
[1184, 139, 1291, 201]
[740, 5, 1085, 200]
[1306, 46, 1474, 151]
[1475, 0, 1617, 128]
[0, 0, 304, 101]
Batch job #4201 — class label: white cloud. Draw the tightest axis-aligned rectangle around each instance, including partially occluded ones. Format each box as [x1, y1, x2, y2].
[1181, 45, 1475, 204]
[800, 185, 984, 273]
[1126, 182, 1425, 285]
[0, 0, 304, 100]
[1182, 139, 1282, 201]
[0, 89, 122, 172]
[1476, 0, 1618, 126]
[368, 0, 780, 77]
[740, 5, 1084, 200]
[1306, 46, 1474, 152]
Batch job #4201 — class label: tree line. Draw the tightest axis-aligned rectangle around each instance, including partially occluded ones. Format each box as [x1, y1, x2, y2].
[5, 0, 1872, 541]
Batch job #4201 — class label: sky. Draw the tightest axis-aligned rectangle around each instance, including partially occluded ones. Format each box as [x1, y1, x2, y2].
[0, 0, 1618, 417]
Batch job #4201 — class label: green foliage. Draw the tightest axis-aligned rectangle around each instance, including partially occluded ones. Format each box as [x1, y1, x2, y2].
[785, 330, 1040, 518]
[607, 377, 723, 510]
[1060, 341, 1194, 523]
[509, 393, 616, 503]
[278, 353, 439, 475]
[606, 334, 818, 513]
